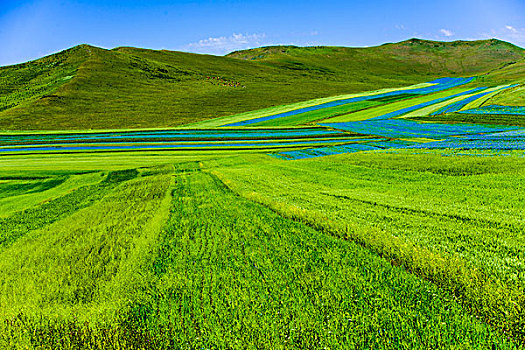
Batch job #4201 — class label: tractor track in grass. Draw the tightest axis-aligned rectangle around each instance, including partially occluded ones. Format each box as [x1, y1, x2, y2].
[0, 169, 138, 248]
[319, 192, 525, 234]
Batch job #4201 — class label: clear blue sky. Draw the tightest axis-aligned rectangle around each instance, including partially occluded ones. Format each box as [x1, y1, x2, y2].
[1, 0, 524, 66]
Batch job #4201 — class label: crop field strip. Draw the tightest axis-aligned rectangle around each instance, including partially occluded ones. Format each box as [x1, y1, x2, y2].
[430, 85, 519, 116]
[0, 169, 139, 248]
[186, 82, 439, 129]
[356, 87, 490, 121]
[320, 87, 492, 124]
[318, 87, 479, 124]
[0, 140, 377, 153]
[248, 100, 385, 127]
[3, 78, 512, 158]
[0, 128, 369, 155]
[323, 120, 520, 138]
[265, 81, 525, 160]
[272, 118, 523, 160]
[1, 78, 522, 160]
[0, 171, 104, 217]
[0, 128, 347, 141]
[272, 140, 415, 160]
[0, 165, 174, 348]
[459, 105, 525, 115]
[401, 85, 513, 118]
[0, 131, 357, 144]
[2, 78, 519, 159]
[414, 112, 525, 128]
[221, 77, 474, 127]
[459, 84, 523, 111]
[0, 137, 368, 147]
[406, 130, 525, 151]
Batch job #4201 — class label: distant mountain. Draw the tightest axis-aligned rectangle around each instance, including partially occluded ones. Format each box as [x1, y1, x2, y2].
[0, 39, 523, 131]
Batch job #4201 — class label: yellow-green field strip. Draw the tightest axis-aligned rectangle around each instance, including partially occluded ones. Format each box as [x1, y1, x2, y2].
[186, 83, 436, 128]
[323, 87, 473, 123]
[401, 86, 504, 118]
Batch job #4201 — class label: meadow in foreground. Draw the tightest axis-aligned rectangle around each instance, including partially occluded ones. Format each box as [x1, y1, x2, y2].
[0, 150, 523, 349]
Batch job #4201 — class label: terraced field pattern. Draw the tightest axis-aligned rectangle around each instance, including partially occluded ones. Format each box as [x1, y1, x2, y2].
[2, 41, 525, 349]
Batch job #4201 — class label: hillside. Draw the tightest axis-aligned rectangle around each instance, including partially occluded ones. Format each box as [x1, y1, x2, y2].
[0, 39, 523, 131]
[228, 38, 525, 75]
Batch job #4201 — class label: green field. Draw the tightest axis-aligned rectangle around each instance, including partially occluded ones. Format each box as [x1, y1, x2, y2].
[2, 38, 525, 349]
[0, 155, 522, 349]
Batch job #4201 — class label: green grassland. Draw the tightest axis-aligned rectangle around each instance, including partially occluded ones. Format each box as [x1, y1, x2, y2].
[478, 58, 525, 85]
[0, 158, 521, 349]
[228, 39, 525, 78]
[2, 144, 525, 347]
[2, 38, 525, 349]
[0, 46, 87, 113]
[210, 152, 525, 338]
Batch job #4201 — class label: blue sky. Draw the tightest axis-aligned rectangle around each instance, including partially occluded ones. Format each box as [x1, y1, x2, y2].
[1, 0, 525, 66]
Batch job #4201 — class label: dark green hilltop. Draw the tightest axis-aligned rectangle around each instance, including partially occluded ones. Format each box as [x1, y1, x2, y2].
[0, 38, 524, 130]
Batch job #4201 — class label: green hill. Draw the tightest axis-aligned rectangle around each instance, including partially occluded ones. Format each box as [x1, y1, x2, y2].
[228, 38, 525, 77]
[0, 38, 523, 131]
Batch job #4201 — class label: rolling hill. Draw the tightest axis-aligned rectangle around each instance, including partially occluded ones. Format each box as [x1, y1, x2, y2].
[0, 38, 523, 131]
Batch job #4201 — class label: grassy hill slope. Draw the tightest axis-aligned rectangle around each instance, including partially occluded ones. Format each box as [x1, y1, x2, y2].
[228, 38, 525, 77]
[0, 45, 90, 113]
[0, 39, 523, 131]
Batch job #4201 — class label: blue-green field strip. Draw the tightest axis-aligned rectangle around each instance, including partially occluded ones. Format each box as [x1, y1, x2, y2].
[0, 139, 371, 153]
[2, 77, 523, 158]
[0, 128, 372, 154]
[459, 104, 525, 116]
[358, 87, 487, 121]
[407, 130, 525, 151]
[273, 122, 525, 160]
[431, 85, 519, 115]
[0, 128, 345, 143]
[321, 119, 519, 138]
